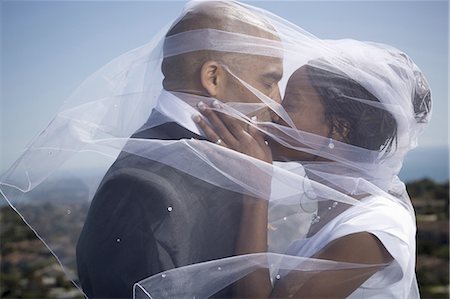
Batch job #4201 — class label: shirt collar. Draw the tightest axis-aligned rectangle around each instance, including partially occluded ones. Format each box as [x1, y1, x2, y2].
[154, 90, 204, 136]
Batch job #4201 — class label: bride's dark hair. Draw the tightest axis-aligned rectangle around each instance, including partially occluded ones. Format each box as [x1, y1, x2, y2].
[305, 64, 399, 153]
[304, 54, 431, 154]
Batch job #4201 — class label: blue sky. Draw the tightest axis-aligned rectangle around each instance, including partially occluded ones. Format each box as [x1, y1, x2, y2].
[1, 0, 449, 180]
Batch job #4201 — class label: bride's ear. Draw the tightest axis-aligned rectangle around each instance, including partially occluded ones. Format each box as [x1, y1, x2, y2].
[200, 60, 223, 97]
[330, 119, 351, 142]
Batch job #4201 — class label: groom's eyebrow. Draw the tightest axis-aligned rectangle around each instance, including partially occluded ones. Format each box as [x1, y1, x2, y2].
[263, 71, 283, 82]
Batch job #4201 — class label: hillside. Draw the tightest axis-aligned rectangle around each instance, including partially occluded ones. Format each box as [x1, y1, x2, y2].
[1, 178, 448, 298]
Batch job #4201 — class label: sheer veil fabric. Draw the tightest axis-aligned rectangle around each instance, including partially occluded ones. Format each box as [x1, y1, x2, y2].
[0, 1, 431, 298]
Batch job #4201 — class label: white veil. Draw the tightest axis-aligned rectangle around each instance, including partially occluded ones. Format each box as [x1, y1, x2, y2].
[0, 1, 431, 298]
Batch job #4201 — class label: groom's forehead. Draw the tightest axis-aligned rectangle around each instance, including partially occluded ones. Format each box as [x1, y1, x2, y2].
[237, 54, 283, 77]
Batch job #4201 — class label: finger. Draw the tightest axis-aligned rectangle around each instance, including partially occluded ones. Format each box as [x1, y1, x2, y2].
[248, 125, 272, 162]
[248, 116, 270, 148]
[220, 113, 249, 139]
[192, 114, 228, 148]
[210, 101, 251, 140]
[197, 101, 237, 146]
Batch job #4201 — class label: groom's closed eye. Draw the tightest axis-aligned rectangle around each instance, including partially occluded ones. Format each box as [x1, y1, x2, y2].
[260, 72, 282, 90]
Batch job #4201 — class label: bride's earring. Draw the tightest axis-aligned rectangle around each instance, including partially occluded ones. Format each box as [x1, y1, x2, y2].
[299, 176, 317, 213]
[328, 138, 335, 149]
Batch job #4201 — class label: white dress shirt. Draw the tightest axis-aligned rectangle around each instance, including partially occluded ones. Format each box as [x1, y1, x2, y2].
[154, 90, 205, 136]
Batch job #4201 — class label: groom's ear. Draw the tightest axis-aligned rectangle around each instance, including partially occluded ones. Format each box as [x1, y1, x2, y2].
[200, 60, 223, 97]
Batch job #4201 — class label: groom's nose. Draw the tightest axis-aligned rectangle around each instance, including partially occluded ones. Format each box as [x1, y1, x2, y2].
[270, 86, 282, 104]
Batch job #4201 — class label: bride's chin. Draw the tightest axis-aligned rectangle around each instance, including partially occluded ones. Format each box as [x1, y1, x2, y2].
[268, 141, 292, 162]
[270, 146, 316, 162]
[270, 149, 295, 162]
[273, 156, 292, 162]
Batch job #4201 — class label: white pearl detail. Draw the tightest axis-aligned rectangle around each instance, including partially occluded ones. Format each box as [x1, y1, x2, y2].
[328, 138, 335, 149]
[312, 214, 321, 224]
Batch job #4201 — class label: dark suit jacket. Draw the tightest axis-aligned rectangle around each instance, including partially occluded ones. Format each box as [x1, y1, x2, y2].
[76, 117, 243, 298]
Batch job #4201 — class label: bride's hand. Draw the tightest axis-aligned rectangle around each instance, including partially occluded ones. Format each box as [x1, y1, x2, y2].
[193, 100, 272, 164]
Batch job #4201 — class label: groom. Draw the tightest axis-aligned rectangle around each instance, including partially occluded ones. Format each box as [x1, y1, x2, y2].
[76, 1, 283, 298]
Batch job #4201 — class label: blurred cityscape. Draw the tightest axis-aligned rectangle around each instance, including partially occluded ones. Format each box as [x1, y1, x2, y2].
[0, 178, 448, 298]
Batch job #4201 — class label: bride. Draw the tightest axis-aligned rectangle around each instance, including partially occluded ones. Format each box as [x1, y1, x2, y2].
[192, 40, 431, 298]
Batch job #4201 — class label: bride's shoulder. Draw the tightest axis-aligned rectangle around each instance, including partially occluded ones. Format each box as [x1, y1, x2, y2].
[358, 195, 414, 222]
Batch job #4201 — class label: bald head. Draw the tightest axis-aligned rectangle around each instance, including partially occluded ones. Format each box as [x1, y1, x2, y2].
[166, 1, 276, 38]
[162, 0, 279, 93]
